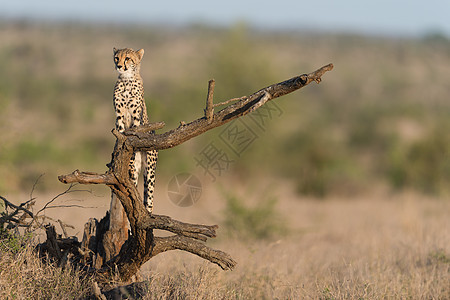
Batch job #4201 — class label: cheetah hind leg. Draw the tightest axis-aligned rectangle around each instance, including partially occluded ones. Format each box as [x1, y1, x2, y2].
[129, 151, 142, 187]
[143, 150, 158, 214]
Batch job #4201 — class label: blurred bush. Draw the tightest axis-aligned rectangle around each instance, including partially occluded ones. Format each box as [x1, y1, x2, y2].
[280, 123, 353, 197]
[0, 22, 449, 198]
[221, 190, 287, 240]
[386, 127, 450, 195]
[207, 23, 278, 100]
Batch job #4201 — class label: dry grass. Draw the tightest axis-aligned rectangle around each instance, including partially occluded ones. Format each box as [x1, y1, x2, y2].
[1, 192, 448, 299]
[0, 238, 90, 299]
[140, 194, 449, 299]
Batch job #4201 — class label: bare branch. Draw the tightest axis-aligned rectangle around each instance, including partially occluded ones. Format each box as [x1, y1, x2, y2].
[30, 173, 45, 200]
[141, 214, 218, 241]
[1, 194, 76, 234]
[123, 121, 166, 138]
[0, 195, 34, 219]
[58, 219, 69, 238]
[153, 235, 236, 271]
[58, 170, 117, 185]
[36, 184, 78, 215]
[126, 63, 334, 152]
[205, 79, 215, 123]
[45, 204, 98, 209]
[213, 96, 247, 108]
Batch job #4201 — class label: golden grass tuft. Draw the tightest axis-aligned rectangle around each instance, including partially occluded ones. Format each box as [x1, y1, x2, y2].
[139, 195, 450, 299]
[1, 195, 449, 299]
[0, 236, 91, 299]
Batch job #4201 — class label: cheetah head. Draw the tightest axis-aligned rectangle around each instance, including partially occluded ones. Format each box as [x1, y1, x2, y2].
[113, 47, 144, 78]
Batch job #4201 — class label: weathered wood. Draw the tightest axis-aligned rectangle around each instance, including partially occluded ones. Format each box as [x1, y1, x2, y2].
[107, 194, 129, 257]
[58, 170, 116, 185]
[205, 79, 215, 123]
[0, 195, 34, 227]
[81, 218, 98, 264]
[37, 225, 81, 266]
[141, 214, 218, 241]
[44, 225, 63, 261]
[152, 235, 236, 270]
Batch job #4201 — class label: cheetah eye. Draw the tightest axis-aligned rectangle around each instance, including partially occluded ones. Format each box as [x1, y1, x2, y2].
[125, 57, 130, 61]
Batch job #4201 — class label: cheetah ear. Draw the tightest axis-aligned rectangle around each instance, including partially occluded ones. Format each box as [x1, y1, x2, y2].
[113, 47, 118, 54]
[137, 49, 144, 60]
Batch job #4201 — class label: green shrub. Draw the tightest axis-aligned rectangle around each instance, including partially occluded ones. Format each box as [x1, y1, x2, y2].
[281, 124, 359, 197]
[208, 23, 277, 101]
[222, 191, 287, 240]
[0, 228, 28, 254]
[386, 128, 450, 195]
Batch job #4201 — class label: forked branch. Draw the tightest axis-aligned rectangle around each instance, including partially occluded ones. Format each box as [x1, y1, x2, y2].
[125, 63, 334, 152]
[142, 214, 218, 241]
[153, 235, 236, 270]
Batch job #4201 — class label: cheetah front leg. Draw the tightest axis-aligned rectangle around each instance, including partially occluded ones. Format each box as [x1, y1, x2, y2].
[128, 105, 144, 188]
[114, 105, 126, 133]
[115, 107, 141, 186]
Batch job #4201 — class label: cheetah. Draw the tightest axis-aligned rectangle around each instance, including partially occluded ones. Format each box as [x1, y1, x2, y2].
[112, 47, 157, 213]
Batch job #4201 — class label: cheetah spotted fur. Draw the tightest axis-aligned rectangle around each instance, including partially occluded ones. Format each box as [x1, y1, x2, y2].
[113, 47, 157, 213]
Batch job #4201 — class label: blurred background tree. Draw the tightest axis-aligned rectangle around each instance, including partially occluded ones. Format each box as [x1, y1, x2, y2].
[1, 0, 450, 201]
[0, 21, 449, 197]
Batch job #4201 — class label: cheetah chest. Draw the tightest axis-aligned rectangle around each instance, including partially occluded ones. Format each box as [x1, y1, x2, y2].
[115, 80, 144, 129]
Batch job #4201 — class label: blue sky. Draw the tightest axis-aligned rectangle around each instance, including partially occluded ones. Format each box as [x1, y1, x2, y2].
[1, 0, 450, 37]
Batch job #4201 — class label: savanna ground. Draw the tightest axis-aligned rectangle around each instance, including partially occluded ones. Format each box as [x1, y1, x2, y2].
[0, 22, 449, 298]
